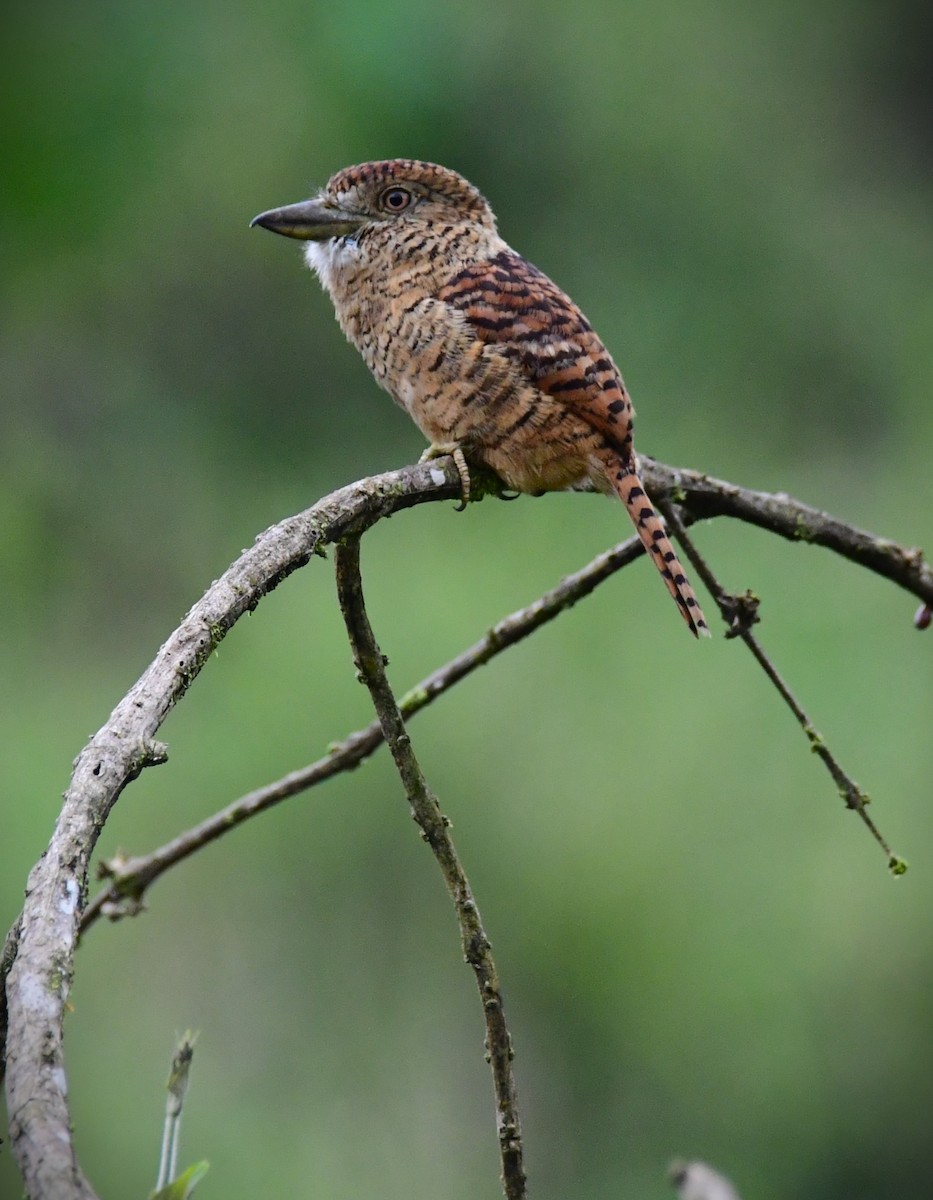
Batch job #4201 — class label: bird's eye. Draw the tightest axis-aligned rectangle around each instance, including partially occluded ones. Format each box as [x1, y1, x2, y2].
[380, 186, 413, 212]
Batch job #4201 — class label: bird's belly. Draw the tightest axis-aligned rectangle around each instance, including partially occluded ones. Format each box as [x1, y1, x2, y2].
[481, 430, 596, 494]
[367, 302, 604, 495]
[393, 370, 598, 494]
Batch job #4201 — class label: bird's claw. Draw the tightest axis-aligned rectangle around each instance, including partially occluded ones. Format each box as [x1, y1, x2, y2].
[451, 447, 471, 511]
[420, 443, 472, 510]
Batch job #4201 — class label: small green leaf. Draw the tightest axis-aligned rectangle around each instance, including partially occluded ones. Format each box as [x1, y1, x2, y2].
[150, 1160, 210, 1200]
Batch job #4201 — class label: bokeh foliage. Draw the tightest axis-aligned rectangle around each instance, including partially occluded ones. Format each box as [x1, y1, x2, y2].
[2, 3, 932, 1198]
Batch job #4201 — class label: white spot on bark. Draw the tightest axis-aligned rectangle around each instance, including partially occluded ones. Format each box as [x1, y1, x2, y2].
[430, 468, 446, 486]
[59, 878, 80, 916]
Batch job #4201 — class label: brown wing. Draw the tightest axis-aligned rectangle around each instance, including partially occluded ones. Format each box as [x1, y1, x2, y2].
[438, 250, 709, 638]
[437, 249, 635, 461]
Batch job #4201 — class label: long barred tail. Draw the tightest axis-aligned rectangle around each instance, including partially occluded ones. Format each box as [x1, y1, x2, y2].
[611, 464, 710, 638]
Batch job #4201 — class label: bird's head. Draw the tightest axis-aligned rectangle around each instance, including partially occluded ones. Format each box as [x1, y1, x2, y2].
[251, 159, 497, 249]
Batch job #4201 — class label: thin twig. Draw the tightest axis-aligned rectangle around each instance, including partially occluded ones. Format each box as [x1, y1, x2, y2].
[658, 499, 905, 873]
[334, 537, 526, 1200]
[80, 532, 647, 934]
[155, 1033, 197, 1192]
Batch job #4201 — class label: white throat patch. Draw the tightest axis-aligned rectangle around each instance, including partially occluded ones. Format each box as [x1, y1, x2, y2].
[304, 238, 360, 295]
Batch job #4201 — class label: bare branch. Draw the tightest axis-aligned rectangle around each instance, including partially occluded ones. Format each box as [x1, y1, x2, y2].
[3, 454, 927, 1198]
[80, 531, 647, 934]
[78, 465, 930, 931]
[1, 462, 461, 1200]
[641, 456, 933, 607]
[659, 499, 904, 871]
[334, 537, 526, 1200]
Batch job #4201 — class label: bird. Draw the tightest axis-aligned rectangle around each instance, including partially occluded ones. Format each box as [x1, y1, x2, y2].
[251, 159, 708, 637]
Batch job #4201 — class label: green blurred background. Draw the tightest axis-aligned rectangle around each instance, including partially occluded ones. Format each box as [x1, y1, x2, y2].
[3, 2, 932, 1197]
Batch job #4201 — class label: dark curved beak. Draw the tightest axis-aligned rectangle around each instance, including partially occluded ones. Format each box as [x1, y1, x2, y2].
[250, 198, 365, 241]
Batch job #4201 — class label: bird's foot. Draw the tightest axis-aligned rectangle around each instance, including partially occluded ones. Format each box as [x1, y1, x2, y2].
[420, 443, 473, 511]
[419, 444, 520, 508]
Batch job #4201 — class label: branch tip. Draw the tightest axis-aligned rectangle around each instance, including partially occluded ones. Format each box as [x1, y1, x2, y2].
[658, 498, 898, 869]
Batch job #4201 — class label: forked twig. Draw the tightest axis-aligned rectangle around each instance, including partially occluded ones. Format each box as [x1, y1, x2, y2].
[80, 531, 647, 933]
[658, 498, 904, 872]
[334, 536, 526, 1200]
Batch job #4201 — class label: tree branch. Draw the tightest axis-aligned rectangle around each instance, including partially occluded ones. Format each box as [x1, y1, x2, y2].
[658, 499, 904, 872]
[642, 456, 932, 605]
[77, 464, 931, 932]
[2, 455, 928, 1198]
[79, 530, 647, 934]
[1, 461, 461, 1200]
[334, 537, 525, 1200]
